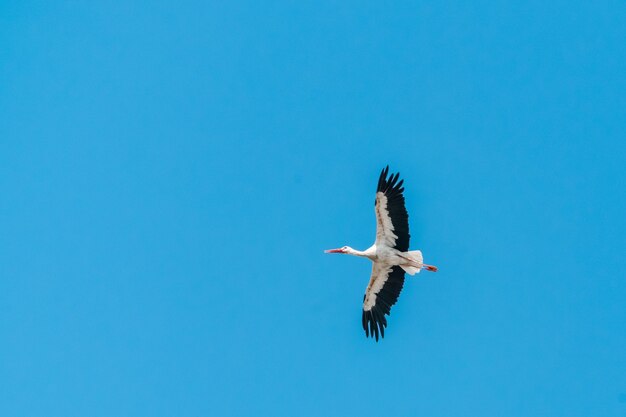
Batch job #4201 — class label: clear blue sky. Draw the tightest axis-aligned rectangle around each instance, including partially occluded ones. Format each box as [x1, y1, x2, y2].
[2, 1, 625, 416]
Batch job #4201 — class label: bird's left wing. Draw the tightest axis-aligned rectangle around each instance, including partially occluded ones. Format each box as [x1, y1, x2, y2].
[374, 166, 410, 252]
[362, 262, 406, 341]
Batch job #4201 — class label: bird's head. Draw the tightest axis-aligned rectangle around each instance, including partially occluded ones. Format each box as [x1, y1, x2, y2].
[324, 246, 351, 254]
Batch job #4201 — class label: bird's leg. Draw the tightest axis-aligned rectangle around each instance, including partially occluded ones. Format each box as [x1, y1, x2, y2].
[422, 264, 438, 272]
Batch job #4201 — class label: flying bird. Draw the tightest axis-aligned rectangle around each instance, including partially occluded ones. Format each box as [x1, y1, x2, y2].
[325, 166, 438, 341]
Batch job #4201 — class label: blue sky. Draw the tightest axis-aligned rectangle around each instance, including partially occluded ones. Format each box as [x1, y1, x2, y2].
[1, 1, 626, 416]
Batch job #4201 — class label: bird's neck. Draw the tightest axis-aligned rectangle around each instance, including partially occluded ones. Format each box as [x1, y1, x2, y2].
[348, 246, 375, 260]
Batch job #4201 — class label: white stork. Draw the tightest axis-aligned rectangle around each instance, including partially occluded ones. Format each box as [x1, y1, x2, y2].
[325, 166, 438, 341]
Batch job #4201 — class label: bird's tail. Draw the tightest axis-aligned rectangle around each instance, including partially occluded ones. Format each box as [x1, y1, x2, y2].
[400, 250, 423, 275]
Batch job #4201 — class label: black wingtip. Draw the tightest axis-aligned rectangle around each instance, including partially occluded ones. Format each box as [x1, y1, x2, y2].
[363, 308, 388, 342]
[377, 165, 405, 194]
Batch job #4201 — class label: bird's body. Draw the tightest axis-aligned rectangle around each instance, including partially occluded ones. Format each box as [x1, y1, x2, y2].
[325, 166, 438, 341]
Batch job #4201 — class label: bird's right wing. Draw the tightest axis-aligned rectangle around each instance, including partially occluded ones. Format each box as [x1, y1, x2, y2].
[362, 262, 406, 341]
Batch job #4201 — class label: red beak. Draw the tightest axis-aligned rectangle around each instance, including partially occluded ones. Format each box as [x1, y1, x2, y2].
[324, 248, 344, 253]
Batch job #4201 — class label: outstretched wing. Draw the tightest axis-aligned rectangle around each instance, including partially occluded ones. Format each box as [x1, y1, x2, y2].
[375, 166, 410, 252]
[362, 263, 406, 341]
